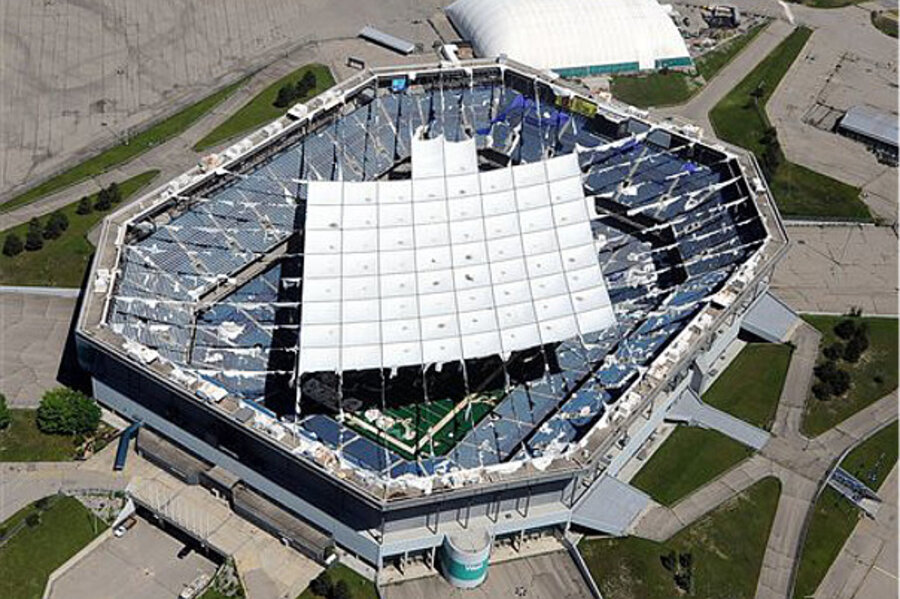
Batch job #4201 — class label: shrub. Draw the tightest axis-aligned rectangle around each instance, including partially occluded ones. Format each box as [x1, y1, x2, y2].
[76, 196, 93, 215]
[3, 233, 23, 257]
[843, 335, 867, 363]
[25, 219, 44, 251]
[834, 319, 857, 340]
[0, 392, 10, 430]
[25, 513, 41, 527]
[829, 369, 851, 396]
[679, 552, 693, 569]
[36, 387, 101, 435]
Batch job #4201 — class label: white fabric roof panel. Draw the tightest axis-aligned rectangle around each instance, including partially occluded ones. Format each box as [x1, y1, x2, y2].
[298, 135, 616, 374]
[446, 0, 690, 72]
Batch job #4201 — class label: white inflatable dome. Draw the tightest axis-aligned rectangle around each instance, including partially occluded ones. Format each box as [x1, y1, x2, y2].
[446, 0, 692, 75]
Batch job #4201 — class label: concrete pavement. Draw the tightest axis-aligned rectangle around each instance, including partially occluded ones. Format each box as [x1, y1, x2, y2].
[770, 322, 820, 440]
[0, 291, 77, 407]
[815, 466, 898, 599]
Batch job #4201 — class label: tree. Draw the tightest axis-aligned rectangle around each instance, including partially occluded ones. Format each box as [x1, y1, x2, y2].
[76, 196, 93, 215]
[25, 219, 44, 251]
[0, 392, 10, 430]
[43, 211, 68, 239]
[823, 342, 844, 361]
[660, 550, 677, 571]
[297, 71, 317, 97]
[829, 369, 851, 396]
[3, 233, 23, 257]
[274, 83, 297, 108]
[844, 333, 869, 363]
[812, 381, 833, 401]
[834, 319, 857, 340]
[36, 387, 101, 436]
[107, 182, 122, 204]
[94, 188, 112, 211]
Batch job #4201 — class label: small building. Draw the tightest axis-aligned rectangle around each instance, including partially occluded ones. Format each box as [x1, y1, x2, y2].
[837, 105, 899, 163]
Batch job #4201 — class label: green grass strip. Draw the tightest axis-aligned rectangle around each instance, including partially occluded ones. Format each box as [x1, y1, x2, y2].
[0, 410, 80, 461]
[298, 563, 377, 599]
[0, 496, 107, 599]
[581, 477, 781, 599]
[703, 343, 793, 430]
[194, 64, 334, 151]
[2, 78, 245, 214]
[792, 421, 898, 598]
[630, 427, 754, 506]
[709, 27, 870, 221]
[697, 22, 767, 81]
[801, 315, 898, 437]
[0, 170, 159, 287]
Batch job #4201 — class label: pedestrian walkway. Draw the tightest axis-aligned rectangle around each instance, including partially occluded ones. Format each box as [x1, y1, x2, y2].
[668, 388, 771, 450]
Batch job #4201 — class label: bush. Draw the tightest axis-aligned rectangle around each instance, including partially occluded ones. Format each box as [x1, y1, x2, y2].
[0, 392, 10, 430]
[36, 387, 101, 436]
[829, 369, 851, 396]
[834, 319, 857, 340]
[25, 513, 41, 527]
[76, 196, 93, 215]
[660, 550, 677, 571]
[3, 233, 23, 257]
[679, 552, 693, 569]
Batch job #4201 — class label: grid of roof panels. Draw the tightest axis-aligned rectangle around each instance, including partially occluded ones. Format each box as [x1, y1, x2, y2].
[299, 135, 615, 374]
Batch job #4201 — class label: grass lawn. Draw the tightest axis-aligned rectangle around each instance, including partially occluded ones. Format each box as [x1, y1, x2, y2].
[709, 27, 870, 221]
[195, 64, 334, 151]
[580, 477, 781, 599]
[297, 564, 377, 599]
[2, 79, 244, 213]
[801, 315, 898, 437]
[792, 421, 897, 599]
[0, 170, 158, 287]
[0, 410, 79, 462]
[630, 427, 754, 506]
[610, 72, 697, 108]
[703, 343, 793, 430]
[0, 495, 107, 599]
[610, 23, 766, 108]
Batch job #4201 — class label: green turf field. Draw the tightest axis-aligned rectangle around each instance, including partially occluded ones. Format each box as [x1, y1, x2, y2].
[345, 391, 501, 458]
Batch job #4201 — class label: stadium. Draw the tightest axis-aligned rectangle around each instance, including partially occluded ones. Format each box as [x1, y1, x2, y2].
[75, 57, 789, 585]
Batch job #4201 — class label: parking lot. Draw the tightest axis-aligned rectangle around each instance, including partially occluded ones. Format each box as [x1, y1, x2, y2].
[47, 517, 218, 599]
[381, 551, 592, 599]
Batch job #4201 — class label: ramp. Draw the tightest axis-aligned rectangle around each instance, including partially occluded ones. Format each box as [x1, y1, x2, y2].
[572, 475, 651, 536]
[741, 292, 799, 343]
[667, 388, 770, 450]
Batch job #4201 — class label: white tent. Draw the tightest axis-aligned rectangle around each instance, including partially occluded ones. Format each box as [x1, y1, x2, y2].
[446, 0, 691, 74]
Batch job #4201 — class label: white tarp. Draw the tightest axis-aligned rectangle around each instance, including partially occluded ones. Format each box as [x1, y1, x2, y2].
[299, 135, 615, 374]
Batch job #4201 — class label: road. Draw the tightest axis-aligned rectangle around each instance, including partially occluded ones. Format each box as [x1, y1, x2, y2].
[657, 19, 795, 135]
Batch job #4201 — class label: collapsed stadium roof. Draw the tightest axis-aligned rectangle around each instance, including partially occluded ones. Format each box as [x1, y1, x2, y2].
[77, 58, 786, 504]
